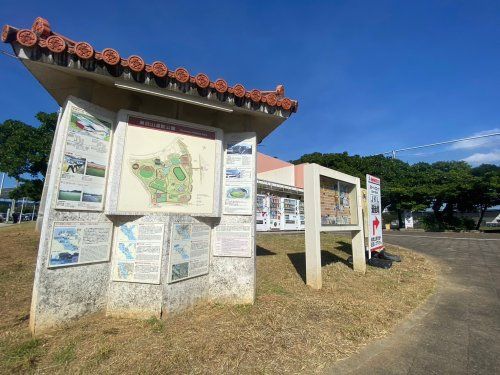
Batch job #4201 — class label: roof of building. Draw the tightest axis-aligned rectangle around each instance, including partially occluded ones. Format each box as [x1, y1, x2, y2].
[2, 17, 298, 116]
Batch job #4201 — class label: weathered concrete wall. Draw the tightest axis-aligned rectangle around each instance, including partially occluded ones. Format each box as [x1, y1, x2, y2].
[106, 215, 169, 318]
[258, 165, 296, 187]
[30, 99, 115, 334]
[209, 215, 255, 304]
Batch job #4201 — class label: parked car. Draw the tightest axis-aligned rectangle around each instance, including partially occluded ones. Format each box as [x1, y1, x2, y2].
[21, 213, 35, 221]
[390, 220, 400, 229]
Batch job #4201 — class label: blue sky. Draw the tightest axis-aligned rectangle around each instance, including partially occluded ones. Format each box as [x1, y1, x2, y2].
[1, 1, 499, 187]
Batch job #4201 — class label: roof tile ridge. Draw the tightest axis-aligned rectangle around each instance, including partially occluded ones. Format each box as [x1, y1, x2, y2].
[3, 16, 298, 112]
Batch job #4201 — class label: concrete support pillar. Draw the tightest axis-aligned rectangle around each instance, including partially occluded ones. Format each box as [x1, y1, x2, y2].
[304, 164, 322, 289]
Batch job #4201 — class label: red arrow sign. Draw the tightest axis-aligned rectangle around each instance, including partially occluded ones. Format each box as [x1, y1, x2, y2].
[372, 216, 380, 233]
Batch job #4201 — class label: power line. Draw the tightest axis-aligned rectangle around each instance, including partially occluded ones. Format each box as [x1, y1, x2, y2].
[382, 132, 500, 158]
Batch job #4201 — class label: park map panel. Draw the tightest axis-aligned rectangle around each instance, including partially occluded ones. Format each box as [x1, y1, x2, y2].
[116, 116, 217, 214]
[130, 139, 193, 206]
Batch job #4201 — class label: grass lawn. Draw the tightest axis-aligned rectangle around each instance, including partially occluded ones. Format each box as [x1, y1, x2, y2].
[0, 224, 436, 374]
[57, 191, 81, 201]
[84, 166, 106, 178]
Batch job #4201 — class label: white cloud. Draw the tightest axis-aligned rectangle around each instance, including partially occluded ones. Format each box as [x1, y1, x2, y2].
[449, 128, 500, 150]
[462, 149, 500, 166]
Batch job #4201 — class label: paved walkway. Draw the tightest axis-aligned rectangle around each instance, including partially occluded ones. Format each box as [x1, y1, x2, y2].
[329, 231, 500, 374]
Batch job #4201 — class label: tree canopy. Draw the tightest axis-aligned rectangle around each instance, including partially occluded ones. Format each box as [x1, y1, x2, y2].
[0, 112, 57, 201]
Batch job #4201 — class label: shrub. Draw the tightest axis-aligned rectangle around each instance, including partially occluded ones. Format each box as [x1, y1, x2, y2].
[422, 214, 476, 232]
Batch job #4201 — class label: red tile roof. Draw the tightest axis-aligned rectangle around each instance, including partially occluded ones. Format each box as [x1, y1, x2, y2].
[2, 17, 298, 114]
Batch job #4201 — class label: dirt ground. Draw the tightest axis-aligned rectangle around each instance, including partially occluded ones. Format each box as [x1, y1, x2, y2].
[0, 223, 436, 374]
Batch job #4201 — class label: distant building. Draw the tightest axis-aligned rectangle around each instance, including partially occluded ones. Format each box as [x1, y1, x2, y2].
[256, 153, 306, 231]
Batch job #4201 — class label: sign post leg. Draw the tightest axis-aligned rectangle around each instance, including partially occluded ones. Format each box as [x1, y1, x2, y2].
[351, 230, 366, 273]
[305, 226, 322, 289]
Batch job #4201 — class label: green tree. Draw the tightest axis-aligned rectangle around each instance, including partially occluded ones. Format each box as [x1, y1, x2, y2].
[0, 112, 57, 201]
[424, 161, 475, 221]
[464, 164, 500, 229]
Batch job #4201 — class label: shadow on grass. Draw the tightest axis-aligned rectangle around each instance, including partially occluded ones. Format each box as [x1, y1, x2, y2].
[287, 250, 352, 283]
[336, 240, 353, 255]
[256, 245, 276, 256]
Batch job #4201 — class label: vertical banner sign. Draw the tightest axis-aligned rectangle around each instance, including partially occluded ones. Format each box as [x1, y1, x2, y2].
[366, 175, 384, 252]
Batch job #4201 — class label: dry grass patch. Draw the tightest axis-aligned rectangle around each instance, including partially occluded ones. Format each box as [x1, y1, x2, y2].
[0, 225, 436, 374]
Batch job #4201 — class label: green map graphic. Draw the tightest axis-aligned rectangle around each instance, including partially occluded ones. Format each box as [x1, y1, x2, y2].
[129, 139, 193, 206]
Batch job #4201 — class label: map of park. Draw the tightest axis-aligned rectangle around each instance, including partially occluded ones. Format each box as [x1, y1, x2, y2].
[129, 140, 193, 206]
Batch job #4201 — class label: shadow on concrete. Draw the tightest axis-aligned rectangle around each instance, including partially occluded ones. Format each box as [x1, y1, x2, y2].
[287, 250, 351, 283]
[256, 245, 276, 256]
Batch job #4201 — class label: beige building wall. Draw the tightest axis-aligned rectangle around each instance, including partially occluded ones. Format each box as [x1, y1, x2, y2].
[257, 165, 296, 186]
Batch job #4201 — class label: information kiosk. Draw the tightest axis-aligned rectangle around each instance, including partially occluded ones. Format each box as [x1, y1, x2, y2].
[303, 164, 366, 290]
[2, 17, 298, 334]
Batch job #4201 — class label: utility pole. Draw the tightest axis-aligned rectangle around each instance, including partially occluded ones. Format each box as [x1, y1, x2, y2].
[0, 172, 5, 197]
[0, 173, 5, 221]
[19, 197, 25, 224]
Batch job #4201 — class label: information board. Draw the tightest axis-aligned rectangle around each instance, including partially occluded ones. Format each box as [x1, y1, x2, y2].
[116, 115, 219, 215]
[320, 176, 355, 225]
[213, 223, 252, 258]
[168, 222, 211, 283]
[48, 221, 113, 268]
[366, 174, 384, 252]
[112, 222, 164, 284]
[56, 102, 113, 211]
[222, 133, 256, 215]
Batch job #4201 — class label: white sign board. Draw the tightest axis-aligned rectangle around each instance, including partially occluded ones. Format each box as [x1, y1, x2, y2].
[168, 222, 211, 283]
[213, 223, 253, 258]
[55, 101, 113, 211]
[366, 174, 384, 252]
[48, 221, 113, 268]
[404, 211, 414, 228]
[222, 133, 256, 215]
[113, 222, 164, 284]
